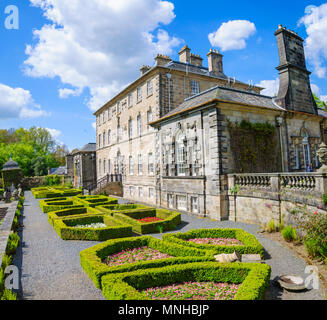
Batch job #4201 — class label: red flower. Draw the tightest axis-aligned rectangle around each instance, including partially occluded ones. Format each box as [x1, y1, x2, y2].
[314, 211, 318, 216]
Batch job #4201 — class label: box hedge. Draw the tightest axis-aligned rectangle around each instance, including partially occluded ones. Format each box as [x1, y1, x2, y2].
[80, 236, 215, 289]
[39, 198, 84, 213]
[162, 229, 264, 258]
[108, 208, 181, 234]
[101, 261, 271, 300]
[53, 214, 133, 241]
[97, 204, 153, 213]
[32, 187, 81, 199]
[47, 206, 101, 226]
[72, 195, 118, 208]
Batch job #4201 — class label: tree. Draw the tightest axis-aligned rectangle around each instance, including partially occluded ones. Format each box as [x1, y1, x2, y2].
[31, 157, 48, 177]
[313, 94, 327, 111]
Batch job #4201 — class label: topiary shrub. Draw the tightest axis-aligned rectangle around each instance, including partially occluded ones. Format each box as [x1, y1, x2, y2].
[100, 262, 271, 301]
[80, 236, 215, 289]
[281, 225, 297, 242]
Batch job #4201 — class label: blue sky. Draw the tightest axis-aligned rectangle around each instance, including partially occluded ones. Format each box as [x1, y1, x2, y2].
[0, 0, 327, 151]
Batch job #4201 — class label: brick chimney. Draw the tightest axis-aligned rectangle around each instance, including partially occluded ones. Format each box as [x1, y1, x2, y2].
[140, 65, 151, 76]
[179, 45, 191, 63]
[154, 54, 171, 67]
[275, 24, 317, 114]
[207, 49, 224, 76]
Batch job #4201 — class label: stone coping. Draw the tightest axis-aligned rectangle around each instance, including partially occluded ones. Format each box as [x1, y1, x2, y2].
[228, 172, 327, 178]
[0, 201, 18, 269]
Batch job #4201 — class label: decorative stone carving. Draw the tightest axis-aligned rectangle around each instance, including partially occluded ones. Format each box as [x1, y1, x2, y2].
[214, 251, 241, 263]
[317, 142, 327, 173]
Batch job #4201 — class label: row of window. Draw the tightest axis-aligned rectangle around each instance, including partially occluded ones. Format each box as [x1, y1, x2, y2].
[98, 153, 154, 176]
[129, 186, 155, 199]
[97, 80, 153, 126]
[167, 194, 199, 214]
[98, 110, 153, 148]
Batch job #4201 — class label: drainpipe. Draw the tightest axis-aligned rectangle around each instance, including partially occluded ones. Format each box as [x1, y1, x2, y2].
[276, 116, 285, 172]
[166, 73, 172, 113]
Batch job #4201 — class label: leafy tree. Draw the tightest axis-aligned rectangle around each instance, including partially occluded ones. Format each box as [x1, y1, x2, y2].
[31, 157, 48, 177]
[313, 94, 327, 111]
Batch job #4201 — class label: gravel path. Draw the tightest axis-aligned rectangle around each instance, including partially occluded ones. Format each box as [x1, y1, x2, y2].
[14, 192, 325, 300]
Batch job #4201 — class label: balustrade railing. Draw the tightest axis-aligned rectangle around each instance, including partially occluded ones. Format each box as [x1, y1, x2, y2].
[234, 174, 272, 190]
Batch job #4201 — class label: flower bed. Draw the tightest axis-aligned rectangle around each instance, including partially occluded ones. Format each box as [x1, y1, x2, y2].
[138, 217, 164, 224]
[101, 262, 271, 300]
[188, 238, 244, 246]
[53, 213, 133, 241]
[142, 281, 240, 300]
[109, 208, 181, 234]
[163, 229, 264, 257]
[103, 246, 173, 267]
[73, 222, 107, 229]
[80, 236, 215, 289]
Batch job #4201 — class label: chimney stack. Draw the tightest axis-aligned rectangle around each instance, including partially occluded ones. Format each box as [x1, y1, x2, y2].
[275, 25, 317, 114]
[190, 53, 203, 67]
[179, 45, 191, 64]
[154, 54, 171, 67]
[140, 65, 151, 76]
[207, 49, 224, 76]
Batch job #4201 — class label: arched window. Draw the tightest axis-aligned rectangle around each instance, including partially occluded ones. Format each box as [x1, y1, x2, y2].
[176, 131, 186, 176]
[301, 129, 311, 168]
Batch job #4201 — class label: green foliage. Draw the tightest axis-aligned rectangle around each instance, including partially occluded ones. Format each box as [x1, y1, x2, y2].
[6, 233, 20, 255]
[228, 120, 281, 173]
[323, 194, 327, 205]
[53, 214, 133, 241]
[281, 225, 297, 242]
[0, 127, 69, 176]
[313, 93, 327, 111]
[267, 220, 276, 233]
[163, 228, 264, 258]
[44, 175, 62, 186]
[1, 254, 12, 270]
[278, 217, 285, 232]
[295, 208, 327, 258]
[1, 289, 17, 300]
[80, 236, 216, 289]
[100, 262, 271, 301]
[72, 195, 118, 208]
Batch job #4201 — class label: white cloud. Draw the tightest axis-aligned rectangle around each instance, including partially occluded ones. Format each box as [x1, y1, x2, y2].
[310, 83, 320, 96]
[299, 3, 327, 78]
[0, 83, 49, 119]
[208, 20, 256, 51]
[46, 128, 61, 139]
[321, 95, 327, 103]
[24, 0, 181, 111]
[256, 78, 279, 97]
[92, 122, 96, 130]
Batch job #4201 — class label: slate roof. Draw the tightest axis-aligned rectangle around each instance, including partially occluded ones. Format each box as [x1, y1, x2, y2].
[71, 143, 96, 155]
[156, 85, 285, 122]
[318, 109, 327, 118]
[2, 158, 20, 171]
[50, 166, 67, 175]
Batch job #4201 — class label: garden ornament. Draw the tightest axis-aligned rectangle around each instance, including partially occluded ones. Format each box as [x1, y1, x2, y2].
[317, 143, 327, 173]
[214, 251, 241, 263]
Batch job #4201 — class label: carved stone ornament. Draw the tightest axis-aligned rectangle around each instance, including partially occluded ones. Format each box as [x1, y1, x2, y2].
[317, 142, 327, 173]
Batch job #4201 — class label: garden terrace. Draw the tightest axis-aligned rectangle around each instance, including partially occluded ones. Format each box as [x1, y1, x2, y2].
[100, 262, 271, 300]
[72, 195, 118, 208]
[80, 236, 215, 289]
[47, 206, 101, 226]
[31, 187, 81, 199]
[227, 173, 327, 225]
[163, 229, 264, 257]
[108, 208, 182, 234]
[52, 213, 133, 241]
[39, 198, 84, 213]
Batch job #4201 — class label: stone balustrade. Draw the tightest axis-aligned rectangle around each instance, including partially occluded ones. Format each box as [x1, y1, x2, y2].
[227, 172, 327, 225]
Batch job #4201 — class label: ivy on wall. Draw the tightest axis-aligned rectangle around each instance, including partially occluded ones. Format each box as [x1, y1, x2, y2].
[228, 120, 282, 173]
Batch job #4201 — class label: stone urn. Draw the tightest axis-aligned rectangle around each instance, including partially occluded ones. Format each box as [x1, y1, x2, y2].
[317, 143, 327, 173]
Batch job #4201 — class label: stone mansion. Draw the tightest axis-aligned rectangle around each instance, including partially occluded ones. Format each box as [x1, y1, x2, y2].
[93, 25, 327, 221]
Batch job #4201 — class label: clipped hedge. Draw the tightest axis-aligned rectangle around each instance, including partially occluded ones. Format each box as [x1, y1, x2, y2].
[101, 262, 271, 300]
[162, 229, 264, 258]
[80, 236, 215, 289]
[97, 204, 153, 213]
[72, 195, 118, 208]
[109, 208, 181, 235]
[32, 187, 81, 199]
[39, 198, 84, 213]
[53, 214, 133, 241]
